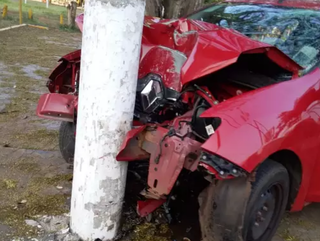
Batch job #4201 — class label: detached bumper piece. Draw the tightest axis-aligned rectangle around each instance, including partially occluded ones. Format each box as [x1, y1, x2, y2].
[36, 93, 75, 122]
[199, 152, 247, 179]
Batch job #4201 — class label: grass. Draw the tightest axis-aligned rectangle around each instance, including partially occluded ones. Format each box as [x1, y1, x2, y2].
[0, 0, 83, 28]
[131, 223, 172, 241]
[0, 25, 80, 151]
[0, 155, 73, 238]
[2, 179, 18, 189]
[0, 0, 67, 17]
[0, 174, 72, 237]
[0, 13, 80, 238]
[59, 23, 79, 32]
[14, 129, 59, 151]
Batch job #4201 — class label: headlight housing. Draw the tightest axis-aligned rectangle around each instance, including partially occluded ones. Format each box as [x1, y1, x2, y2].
[199, 152, 247, 179]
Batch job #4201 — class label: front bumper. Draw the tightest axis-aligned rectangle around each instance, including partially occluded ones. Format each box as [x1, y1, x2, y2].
[117, 114, 202, 199]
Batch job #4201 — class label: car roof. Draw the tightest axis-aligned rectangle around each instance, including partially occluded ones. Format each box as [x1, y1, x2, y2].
[224, 0, 320, 10]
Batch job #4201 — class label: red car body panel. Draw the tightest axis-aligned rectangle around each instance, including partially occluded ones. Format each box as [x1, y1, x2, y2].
[117, 112, 204, 199]
[137, 199, 166, 217]
[140, 18, 302, 91]
[38, 16, 302, 121]
[116, 11, 320, 210]
[37, 93, 76, 122]
[200, 68, 320, 211]
[37, 0, 320, 215]
[47, 49, 81, 94]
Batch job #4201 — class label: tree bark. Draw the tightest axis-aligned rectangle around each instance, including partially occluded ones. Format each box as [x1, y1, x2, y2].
[145, 0, 162, 17]
[67, 1, 77, 27]
[187, 0, 205, 15]
[163, 0, 204, 19]
[163, 0, 181, 19]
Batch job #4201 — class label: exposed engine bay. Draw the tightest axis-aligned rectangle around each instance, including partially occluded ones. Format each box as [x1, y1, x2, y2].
[116, 49, 296, 205]
[133, 51, 294, 139]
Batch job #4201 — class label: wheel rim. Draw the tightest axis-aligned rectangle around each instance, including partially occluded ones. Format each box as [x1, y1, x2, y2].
[248, 183, 283, 240]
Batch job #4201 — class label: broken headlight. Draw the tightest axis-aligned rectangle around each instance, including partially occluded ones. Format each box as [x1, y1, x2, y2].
[200, 152, 247, 179]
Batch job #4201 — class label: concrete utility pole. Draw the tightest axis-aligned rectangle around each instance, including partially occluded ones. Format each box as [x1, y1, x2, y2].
[70, 0, 146, 240]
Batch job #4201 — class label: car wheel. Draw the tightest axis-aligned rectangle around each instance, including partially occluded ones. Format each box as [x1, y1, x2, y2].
[244, 160, 289, 241]
[59, 121, 76, 164]
[199, 159, 289, 241]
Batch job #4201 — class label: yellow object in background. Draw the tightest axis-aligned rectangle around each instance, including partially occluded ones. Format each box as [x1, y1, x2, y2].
[2, 5, 8, 19]
[60, 14, 63, 25]
[28, 9, 33, 20]
[28, 24, 48, 30]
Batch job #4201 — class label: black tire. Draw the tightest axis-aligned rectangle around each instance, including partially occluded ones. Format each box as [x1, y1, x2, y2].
[199, 160, 289, 241]
[59, 121, 76, 164]
[244, 160, 289, 241]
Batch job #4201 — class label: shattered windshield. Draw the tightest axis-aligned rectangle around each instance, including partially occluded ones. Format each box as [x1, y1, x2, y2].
[188, 3, 320, 70]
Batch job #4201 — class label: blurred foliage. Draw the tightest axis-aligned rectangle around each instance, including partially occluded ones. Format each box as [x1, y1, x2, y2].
[205, 0, 221, 3]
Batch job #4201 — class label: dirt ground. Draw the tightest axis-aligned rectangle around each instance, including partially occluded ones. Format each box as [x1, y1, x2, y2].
[0, 25, 320, 241]
[0, 26, 80, 240]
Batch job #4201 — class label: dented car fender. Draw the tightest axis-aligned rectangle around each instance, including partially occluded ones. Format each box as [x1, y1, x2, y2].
[47, 49, 81, 93]
[201, 68, 320, 211]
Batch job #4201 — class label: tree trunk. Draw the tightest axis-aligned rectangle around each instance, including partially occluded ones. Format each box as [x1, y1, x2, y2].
[163, 0, 204, 18]
[67, 1, 77, 27]
[145, 0, 162, 17]
[163, 0, 183, 19]
[186, 0, 205, 15]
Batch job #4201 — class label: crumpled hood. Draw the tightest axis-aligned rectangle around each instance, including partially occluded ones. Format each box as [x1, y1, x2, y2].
[75, 14, 302, 89]
[142, 16, 302, 85]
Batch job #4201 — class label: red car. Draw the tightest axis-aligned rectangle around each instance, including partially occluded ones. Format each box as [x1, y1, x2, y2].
[37, 0, 320, 240]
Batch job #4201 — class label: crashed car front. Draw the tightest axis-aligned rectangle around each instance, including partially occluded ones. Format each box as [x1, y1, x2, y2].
[36, 2, 320, 240]
[117, 2, 320, 241]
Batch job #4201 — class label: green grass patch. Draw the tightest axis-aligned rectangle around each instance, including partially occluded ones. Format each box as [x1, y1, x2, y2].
[2, 179, 18, 189]
[0, 0, 67, 17]
[14, 129, 59, 150]
[59, 23, 80, 32]
[131, 223, 172, 241]
[13, 158, 42, 174]
[0, 0, 77, 28]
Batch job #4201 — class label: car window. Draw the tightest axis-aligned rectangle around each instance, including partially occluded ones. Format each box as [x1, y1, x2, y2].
[188, 4, 320, 71]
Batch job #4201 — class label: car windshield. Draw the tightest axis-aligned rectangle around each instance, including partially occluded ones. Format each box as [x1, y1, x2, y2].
[188, 3, 320, 70]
